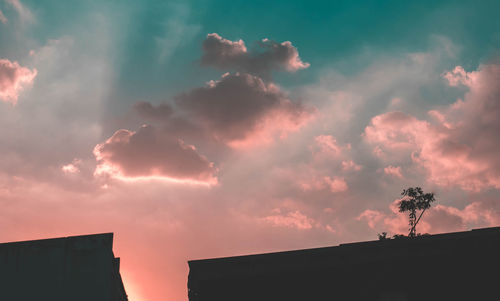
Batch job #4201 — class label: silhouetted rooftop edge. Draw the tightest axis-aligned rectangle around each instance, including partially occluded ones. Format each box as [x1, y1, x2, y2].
[188, 227, 500, 301]
[189, 226, 500, 265]
[0, 232, 128, 301]
[0, 232, 114, 247]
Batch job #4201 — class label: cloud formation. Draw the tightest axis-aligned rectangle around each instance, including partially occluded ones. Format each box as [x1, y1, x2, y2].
[201, 33, 309, 76]
[61, 159, 82, 174]
[94, 125, 217, 184]
[95, 34, 312, 183]
[0, 59, 37, 104]
[176, 72, 313, 146]
[365, 63, 500, 191]
[384, 166, 403, 178]
[358, 198, 500, 236]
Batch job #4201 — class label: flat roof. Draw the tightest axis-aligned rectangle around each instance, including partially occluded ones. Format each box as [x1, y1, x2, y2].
[0, 233, 115, 251]
[189, 226, 500, 268]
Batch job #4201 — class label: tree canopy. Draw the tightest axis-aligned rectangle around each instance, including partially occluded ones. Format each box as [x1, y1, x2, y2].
[399, 187, 435, 237]
[378, 186, 436, 240]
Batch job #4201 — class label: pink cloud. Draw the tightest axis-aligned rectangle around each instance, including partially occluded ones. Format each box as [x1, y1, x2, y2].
[280, 134, 358, 195]
[357, 209, 385, 229]
[126, 35, 313, 152]
[364, 111, 429, 154]
[384, 165, 403, 178]
[342, 160, 362, 171]
[358, 197, 500, 237]
[299, 176, 348, 193]
[442, 66, 475, 87]
[260, 207, 337, 233]
[0, 59, 37, 104]
[201, 33, 309, 76]
[365, 62, 500, 192]
[357, 200, 421, 235]
[314, 135, 342, 155]
[94, 125, 217, 184]
[328, 176, 348, 192]
[176, 72, 314, 147]
[61, 159, 82, 174]
[298, 176, 326, 191]
[426, 202, 500, 231]
[365, 110, 493, 191]
[262, 209, 315, 230]
[133, 73, 314, 149]
[310, 135, 356, 165]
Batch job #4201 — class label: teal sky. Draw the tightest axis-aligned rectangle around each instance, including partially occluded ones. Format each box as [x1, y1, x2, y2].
[3, 0, 500, 101]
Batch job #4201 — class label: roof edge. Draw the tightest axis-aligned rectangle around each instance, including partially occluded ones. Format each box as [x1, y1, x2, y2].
[188, 226, 500, 264]
[0, 232, 114, 247]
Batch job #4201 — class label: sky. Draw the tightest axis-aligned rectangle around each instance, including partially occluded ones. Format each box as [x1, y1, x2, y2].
[1, 0, 500, 300]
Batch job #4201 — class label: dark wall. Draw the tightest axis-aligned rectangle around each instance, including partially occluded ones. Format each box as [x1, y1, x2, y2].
[188, 227, 500, 301]
[0, 233, 127, 301]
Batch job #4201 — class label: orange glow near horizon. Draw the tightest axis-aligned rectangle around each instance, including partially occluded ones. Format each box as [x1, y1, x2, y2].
[121, 273, 147, 301]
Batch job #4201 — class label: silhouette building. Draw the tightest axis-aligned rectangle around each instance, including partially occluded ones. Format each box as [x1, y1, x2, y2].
[0, 233, 128, 301]
[188, 226, 500, 301]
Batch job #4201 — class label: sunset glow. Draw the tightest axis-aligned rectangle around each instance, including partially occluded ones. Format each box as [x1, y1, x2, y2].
[1, 1, 500, 300]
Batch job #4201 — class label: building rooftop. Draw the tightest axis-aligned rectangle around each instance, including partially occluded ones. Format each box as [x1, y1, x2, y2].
[188, 227, 500, 301]
[190, 226, 500, 267]
[0, 233, 128, 301]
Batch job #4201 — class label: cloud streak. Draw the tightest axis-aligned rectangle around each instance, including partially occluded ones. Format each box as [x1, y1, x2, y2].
[6, 0, 34, 24]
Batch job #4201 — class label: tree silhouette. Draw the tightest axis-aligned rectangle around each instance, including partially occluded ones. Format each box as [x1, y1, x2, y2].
[398, 187, 435, 238]
[377, 232, 389, 240]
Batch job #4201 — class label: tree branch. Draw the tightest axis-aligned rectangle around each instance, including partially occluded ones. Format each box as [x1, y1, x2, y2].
[409, 207, 427, 236]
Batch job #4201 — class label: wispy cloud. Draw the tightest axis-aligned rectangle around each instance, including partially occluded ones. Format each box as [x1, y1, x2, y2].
[0, 10, 7, 24]
[6, 0, 34, 24]
[155, 3, 200, 63]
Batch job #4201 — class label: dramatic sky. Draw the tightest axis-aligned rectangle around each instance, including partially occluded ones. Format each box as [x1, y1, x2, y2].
[1, 0, 500, 300]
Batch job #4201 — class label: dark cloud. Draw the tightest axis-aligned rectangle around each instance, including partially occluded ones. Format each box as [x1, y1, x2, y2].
[175, 72, 313, 144]
[94, 124, 217, 183]
[96, 35, 313, 182]
[134, 101, 173, 120]
[201, 33, 309, 76]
